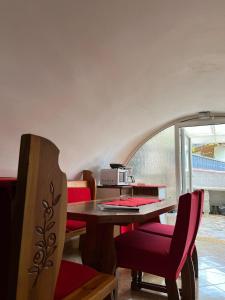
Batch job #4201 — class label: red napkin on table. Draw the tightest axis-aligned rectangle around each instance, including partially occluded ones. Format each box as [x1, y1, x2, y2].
[103, 198, 160, 207]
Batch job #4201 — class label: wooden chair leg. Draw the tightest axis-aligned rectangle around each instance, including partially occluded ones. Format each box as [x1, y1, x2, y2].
[192, 246, 198, 278]
[79, 233, 86, 252]
[131, 270, 142, 291]
[112, 271, 118, 300]
[181, 256, 195, 300]
[165, 278, 180, 300]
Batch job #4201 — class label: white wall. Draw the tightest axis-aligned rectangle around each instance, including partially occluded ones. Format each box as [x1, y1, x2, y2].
[1, 0, 225, 178]
[193, 169, 225, 189]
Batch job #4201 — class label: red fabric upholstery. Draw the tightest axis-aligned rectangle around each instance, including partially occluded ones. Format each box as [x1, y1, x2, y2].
[120, 223, 134, 234]
[137, 190, 204, 257]
[169, 191, 200, 278]
[54, 260, 98, 300]
[116, 191, 201, 280]
[116, 230, 173, 278]
[0, 177, 17, 182]
[189, 189, 204, 255]
[119, 198, 160, 234]
[138, 222, 174, 236]
[104, 198, 160, 207]
[67, 187, 91, 203]
[66, 187, 91, 232]
[66, 220, 86, 231]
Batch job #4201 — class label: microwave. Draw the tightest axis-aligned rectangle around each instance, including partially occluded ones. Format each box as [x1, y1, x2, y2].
[100, 169, 128, 185]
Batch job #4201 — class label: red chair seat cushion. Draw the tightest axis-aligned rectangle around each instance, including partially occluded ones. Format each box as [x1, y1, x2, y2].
[138, 222, 198, 256]
[115, 230, 176, 279]
[54, 260, 98, 300]
[138, 222, 174, 237]
[66, 220, 86, 231]
[120, 223, 134, 234]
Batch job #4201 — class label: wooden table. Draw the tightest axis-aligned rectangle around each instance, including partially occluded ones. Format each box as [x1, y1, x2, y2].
[67, 198, 176, 274]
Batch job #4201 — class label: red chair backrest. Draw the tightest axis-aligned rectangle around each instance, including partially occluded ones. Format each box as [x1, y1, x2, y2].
[169, 191, 200, 279]
[189, 189, 204, 255]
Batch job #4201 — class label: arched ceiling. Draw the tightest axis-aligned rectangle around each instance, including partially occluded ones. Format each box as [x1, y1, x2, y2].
[1, 0, 225, 178]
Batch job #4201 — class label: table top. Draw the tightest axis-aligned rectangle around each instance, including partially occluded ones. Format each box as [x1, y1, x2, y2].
[67, 197, 176, 224]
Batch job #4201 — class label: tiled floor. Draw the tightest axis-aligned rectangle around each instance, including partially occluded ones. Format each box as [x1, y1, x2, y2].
[63, 214, 225, 299]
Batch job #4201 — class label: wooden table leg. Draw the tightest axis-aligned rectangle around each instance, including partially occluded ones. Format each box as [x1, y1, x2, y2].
[81, 221, 117, 274]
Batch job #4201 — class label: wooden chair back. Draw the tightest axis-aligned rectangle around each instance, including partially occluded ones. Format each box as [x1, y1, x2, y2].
[8, 134, 67, 300]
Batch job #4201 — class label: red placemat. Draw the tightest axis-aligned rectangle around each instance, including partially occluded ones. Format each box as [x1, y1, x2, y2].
[103, 198, 160, 207]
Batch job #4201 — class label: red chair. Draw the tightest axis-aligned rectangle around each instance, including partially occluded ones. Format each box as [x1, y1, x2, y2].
[6, 134, 116, 300]
[115, 191, 201, 299]
[66, 170, 96, 241]
[120, 199, 161, 234]
[136, 189, 204, 278]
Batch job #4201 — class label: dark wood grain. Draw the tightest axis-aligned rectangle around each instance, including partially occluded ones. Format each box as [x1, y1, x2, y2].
[83, 170, 97, 200]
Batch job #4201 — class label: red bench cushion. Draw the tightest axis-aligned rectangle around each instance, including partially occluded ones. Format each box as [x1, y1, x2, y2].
[67, 187, 91, 203]
[54, 260, 98, 300]
[66, 187, 91, 232]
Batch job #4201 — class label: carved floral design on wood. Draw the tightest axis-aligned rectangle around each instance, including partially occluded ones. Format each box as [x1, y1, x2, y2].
[28, 182, 61, 287]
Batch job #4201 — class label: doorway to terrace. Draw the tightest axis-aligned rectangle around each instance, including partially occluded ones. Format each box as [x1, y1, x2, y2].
[126, 112, 225, 242]
[178, 124, 225, 216]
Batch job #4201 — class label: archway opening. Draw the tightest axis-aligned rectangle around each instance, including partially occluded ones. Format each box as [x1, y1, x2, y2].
[127, 112, 225, 242]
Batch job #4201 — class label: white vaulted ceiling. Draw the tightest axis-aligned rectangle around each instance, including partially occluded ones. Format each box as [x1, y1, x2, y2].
[1, 0, 225, 178]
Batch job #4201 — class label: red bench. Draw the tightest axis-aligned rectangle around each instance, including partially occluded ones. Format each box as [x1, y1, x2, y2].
[65, 170, 96, 241]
